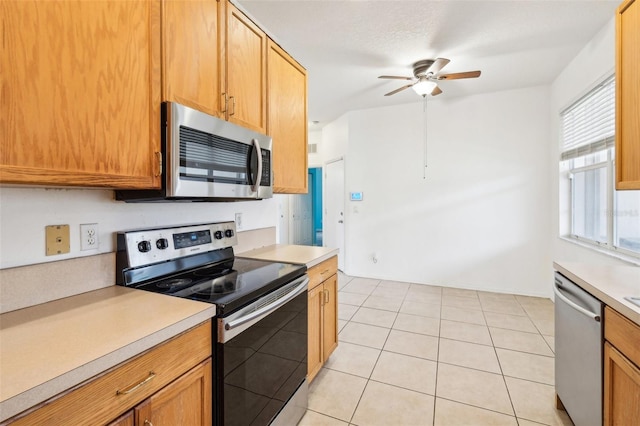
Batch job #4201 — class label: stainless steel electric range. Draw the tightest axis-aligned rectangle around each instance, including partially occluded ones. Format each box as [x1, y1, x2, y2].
[116, 222, 309, 426]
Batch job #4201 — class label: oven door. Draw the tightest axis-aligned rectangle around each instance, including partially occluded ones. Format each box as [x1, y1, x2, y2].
[216, 276, 308, 426]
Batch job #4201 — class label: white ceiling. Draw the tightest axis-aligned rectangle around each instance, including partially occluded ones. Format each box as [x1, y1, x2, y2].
[236, 0, 619, 127]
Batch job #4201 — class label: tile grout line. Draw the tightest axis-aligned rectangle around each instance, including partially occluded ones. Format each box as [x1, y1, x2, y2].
[432, 289, 444, 426]
[481, 301, 520, 420]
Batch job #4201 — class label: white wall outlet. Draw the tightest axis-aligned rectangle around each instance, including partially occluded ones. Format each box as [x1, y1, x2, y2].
[80, 223, 99, 251]
[235, 213, 243, 231]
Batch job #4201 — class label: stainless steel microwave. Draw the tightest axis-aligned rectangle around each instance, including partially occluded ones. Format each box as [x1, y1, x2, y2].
[116, 102, 272, 202]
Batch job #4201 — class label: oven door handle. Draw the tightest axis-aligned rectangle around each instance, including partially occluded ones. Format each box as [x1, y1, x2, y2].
[222, 276, 309, 337]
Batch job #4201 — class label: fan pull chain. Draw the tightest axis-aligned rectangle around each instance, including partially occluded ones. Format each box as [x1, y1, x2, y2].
[423, 96, 428, 179]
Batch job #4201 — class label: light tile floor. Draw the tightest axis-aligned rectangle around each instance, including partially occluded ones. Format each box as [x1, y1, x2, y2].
[299, 273, 574, 426]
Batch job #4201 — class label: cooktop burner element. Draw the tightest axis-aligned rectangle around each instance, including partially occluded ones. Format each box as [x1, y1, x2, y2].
[115, 222, 307, 316]
[156, 278, 192, 289]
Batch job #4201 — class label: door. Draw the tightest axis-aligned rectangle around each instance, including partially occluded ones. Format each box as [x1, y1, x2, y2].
[135, 358, 212, 426]
[324, 159, 345, 270]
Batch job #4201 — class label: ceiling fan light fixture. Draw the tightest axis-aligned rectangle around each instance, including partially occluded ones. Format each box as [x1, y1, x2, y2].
[412, 77, 437, 97]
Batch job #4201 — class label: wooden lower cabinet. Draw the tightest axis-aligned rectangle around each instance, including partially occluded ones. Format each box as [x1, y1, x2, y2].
[322, 274, 338, 361]
[6, 322, 212, 426]
[307, 256, 338, 382]
[604, 342, 640, 425]
[603, 306, 640, 425]
[135, 358, 212, 426]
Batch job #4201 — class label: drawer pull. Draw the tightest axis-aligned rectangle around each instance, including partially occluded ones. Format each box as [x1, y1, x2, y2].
[144, 421, 154, 426]
[321, 269, 330, 275]
[116, 371, 156, 395]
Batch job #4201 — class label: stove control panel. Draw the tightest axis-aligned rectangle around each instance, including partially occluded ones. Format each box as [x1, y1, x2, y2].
[118, 221, 238, 268]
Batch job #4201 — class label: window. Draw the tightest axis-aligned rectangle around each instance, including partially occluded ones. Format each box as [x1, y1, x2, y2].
[560, 76, 640, 258]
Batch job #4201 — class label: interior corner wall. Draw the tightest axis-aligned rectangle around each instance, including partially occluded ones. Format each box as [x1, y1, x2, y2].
[0, 187, 277, 269]
[341, 86, 552, 297]
[550, 18, 633, 267]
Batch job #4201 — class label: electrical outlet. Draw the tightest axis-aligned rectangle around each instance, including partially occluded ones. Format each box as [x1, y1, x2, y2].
[80, 223, 99, 251]
[235, 213, 243, 231]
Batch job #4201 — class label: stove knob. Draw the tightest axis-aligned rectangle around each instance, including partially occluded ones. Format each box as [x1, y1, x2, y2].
[225, 229, 234, 238]
[214, 230, 224, 240]
[156, 238, 169, 250]
[137, 240, 152, 253]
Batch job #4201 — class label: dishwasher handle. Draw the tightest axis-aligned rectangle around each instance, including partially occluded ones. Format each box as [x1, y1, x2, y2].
[553, 280, 601, 322]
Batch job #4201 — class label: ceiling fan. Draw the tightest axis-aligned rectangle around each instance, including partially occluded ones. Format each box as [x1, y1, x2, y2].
[379, 58, 481, 97]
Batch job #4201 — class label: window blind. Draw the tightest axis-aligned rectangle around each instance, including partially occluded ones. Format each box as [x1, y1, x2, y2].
[560, 75, 615, 161]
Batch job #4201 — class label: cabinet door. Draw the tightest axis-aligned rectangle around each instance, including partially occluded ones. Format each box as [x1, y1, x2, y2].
[135, 358, 213, 426]
[162, 0, 224, 118]
[267, 40, 308, 194]
[0, 0, 161, 188]
[107, 411, 134, 426]
[225, 3, 267, 133]
[308, 284, 324, 382]
[615, 0, 640, 190]
[322, 275, 339, 361]
[604, 342, 640, 425]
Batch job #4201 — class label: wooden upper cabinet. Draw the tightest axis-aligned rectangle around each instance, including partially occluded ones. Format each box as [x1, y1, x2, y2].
[616, 0, 640, 190]
[267, 40, 308, 194]
[162, 0, 224, 118]
[0, 0, 161, 188]
[225, 3, 267, 134]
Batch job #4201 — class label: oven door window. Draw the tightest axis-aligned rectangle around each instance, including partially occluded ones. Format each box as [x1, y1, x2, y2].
[218, 291, 307, 426]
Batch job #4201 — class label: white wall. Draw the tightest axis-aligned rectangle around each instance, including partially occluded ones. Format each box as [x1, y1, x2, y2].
[550, 18, 634, 267]
[327, 86, 553, 297]
[0, 187, 277, 269]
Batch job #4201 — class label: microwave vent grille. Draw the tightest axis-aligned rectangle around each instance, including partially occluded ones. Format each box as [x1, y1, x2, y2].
[180, 126, 249, 167]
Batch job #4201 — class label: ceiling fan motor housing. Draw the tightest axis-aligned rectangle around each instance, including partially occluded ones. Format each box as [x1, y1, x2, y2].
[413, 60, 435, 77]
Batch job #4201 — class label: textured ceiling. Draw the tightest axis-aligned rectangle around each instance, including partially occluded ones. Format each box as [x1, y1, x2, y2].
[236, 0, 619, 126]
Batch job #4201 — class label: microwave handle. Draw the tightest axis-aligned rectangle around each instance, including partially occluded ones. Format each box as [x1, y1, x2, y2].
[251, 138, 262, 193]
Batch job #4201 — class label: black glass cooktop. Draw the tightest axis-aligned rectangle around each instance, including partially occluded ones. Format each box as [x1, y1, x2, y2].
[133, 258, 306, 316]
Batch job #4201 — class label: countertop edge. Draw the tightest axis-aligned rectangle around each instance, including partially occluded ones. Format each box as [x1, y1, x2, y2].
[304, 249, 340, 268]
[237, 245, 339, 268]
[553, 262, 640, 327]
[0, 306, 216, 423]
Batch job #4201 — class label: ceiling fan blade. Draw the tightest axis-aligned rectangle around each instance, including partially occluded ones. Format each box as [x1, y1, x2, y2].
[431, 85, 443, 96]
[428, 58, 450, 75]
[437, 70, 481, 80]
[379, 75, 413, 80]
[384, 84, 413, 96]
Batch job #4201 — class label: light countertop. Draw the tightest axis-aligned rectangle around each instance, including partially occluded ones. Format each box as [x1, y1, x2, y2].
[237, 244, 339, 268]
[0, 286, 216, 422]
[553, 261, 640, 326]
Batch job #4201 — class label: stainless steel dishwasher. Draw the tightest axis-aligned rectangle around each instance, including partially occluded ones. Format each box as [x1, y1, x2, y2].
[554, 272, 604, 426]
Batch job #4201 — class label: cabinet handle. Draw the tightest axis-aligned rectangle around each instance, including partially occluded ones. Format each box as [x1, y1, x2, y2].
[154, 152, 162, 177]
[321, 269, 330, 275]
[221, 93, 228, 113]
[116, 371, 156, 395]
[144, 421, 153, 426]
[229, 96, 236, 116]
[324, 289, 329, 304]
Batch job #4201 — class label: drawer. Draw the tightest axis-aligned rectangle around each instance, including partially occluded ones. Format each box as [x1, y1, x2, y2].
[308, 256, 338, 290]
[8, 321, 211, 426]
[605, 306, 640, 368]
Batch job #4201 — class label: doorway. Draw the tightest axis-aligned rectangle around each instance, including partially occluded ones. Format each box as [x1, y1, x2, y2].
[288, 168, 323, 246]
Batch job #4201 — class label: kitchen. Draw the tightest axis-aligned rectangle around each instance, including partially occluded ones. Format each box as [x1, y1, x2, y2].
[1, 0, 639, 425]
